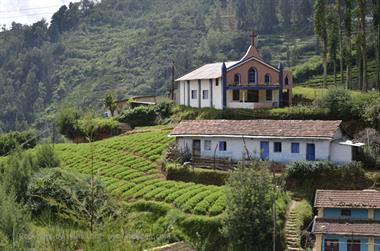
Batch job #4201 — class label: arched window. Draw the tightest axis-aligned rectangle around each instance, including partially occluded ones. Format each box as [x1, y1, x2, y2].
[264, 74, 271, 85]
[234, 73, 241, 85]
[285, 76, 289, 85]
[248, 68, 256, 84]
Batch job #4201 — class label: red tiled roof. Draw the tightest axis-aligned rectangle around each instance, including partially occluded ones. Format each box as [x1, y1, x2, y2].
[170, 120, 342, 139]
[313, 218, 380, 236]
[314, 190, 380, 209]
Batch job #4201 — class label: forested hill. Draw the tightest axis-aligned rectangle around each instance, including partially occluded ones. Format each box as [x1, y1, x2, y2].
[0, 0, 315, 132]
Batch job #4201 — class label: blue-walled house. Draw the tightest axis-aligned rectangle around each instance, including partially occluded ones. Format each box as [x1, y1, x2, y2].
[312, 190, 380, 251]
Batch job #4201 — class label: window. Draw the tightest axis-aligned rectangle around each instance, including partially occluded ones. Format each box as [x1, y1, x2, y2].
[191, 90, 197, 99]
[274, 142, 282, 152]
[341, 209, 351, 217]
[246, 90, 259, 102]
[324, 240, 339, 251]
[265, 74, 271, 84]
[202, 90, 209, 99]
[232, 90, 240, 101]
[291, 143, 300, 153]
[204, 140, 211, 151]
[266, 90, 272, 101]
[216, 79, 219, 86]
[285, 76, 289, 85]
[234, 74, 241, 85]
[248, 68, 256, 84]
[347, 240, 361, 251]
[219, 141, 227, 151]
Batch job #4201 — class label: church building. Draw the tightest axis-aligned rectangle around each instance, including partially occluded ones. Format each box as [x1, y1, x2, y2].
[174, 32, 293, 110]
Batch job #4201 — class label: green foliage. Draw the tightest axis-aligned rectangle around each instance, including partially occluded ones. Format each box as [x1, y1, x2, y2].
[55, 107, 82, 140]
[119, 105, 158, 128]
[35, 144, 60, 168]
[319, 88, 354, 118]
[0, 189, 30, 243]
[104, 92, 117, 117]
[286, 161, 372, 201]
[27, 169, 117, 228]
[0, 130, 37, 156]
[222, 161, 277, 250]
[0, 150, 35, 203]
[166, 165, 229, 186]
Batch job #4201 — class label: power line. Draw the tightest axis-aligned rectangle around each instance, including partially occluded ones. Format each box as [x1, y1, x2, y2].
[0, 12, 54, 20]
[0, 5, 62, 14]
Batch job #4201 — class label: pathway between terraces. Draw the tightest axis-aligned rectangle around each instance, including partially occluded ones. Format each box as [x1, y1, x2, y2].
[285, 196, 304, 251]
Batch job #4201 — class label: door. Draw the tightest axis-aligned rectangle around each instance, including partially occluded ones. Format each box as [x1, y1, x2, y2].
[260, 141, 269, 160]
[347, 240, 361, 251]
[306, 143, 315, 161]
[192, 140, 201, 157]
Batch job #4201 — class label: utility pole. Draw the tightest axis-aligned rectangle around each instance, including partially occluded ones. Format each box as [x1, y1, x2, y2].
[272, 171, 276, 251]
[171, 60, 175, 100]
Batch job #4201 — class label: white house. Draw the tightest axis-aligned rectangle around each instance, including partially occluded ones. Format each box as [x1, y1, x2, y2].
[173, 32, 293, 110]
[169, 120, 364, 164]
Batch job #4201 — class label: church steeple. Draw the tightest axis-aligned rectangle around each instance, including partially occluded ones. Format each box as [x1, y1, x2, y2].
[240, 31, 262, 61]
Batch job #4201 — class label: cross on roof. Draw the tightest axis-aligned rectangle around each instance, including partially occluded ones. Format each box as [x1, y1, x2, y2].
[250, 31, 257, 46]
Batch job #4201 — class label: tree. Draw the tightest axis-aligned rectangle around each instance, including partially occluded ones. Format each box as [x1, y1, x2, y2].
[279, 0, 291, 27]
[373, 0, 380, 90]
[327, 5, 339, 85]
[55, 107, 81, 140]
[336, 0, 344, 86]
[314, 0, 328, 88]
[222, 161, 276, 250]
[356, 0, 368, 91]
[344, 0, 354, 89]
[104, 92, 117, 117]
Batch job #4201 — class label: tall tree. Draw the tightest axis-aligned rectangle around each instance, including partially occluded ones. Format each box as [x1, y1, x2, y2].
[336, 0, 344, 86]
[357, 0, 368, 91]
[374, 0, 380, 90]
[280, 0, 291, 27]
[314, 0, 328, 88]
[344, 0, 354, 89]
[104, 92, 117, 117]
[327, 6, 339, 85]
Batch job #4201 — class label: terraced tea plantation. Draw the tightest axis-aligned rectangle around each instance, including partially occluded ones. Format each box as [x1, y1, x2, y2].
[57, 128, 226, 216]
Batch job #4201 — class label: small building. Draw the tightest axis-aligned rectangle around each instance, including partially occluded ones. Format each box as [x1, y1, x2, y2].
[312, 189, 380, 251]
[174, 32, 293, 110]
[169, 119, 363, 164]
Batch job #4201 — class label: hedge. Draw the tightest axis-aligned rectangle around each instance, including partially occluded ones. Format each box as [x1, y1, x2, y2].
[0, 130, 36, 156]
[166, 165, 230, 186]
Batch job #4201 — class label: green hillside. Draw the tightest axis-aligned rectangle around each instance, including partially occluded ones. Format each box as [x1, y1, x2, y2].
[0, 0, 315, 132]
[57, 128, 226, 216]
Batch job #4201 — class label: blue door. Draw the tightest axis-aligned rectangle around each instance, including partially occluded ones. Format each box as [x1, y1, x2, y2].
[260, 141, 269, 160]
[306, 144, 315, 161]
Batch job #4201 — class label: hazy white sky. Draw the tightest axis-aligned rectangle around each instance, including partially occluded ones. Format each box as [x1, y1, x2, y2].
[0, 0, 75, 28]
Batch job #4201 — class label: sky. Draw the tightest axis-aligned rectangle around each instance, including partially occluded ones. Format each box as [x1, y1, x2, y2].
[0, 0, 75, 28]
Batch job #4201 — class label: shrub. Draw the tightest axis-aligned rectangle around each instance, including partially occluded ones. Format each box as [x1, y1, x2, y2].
[286, 161, 372, 200]
[319, 88, 354, 119]
[0, 190, 30, 243]
[166, 165, 229, 186]
[0, 150, 35, 203]
[118, 105, 158, 128]
[0, 130, 36, 156]
[55, 107, 82, 140]
[35, 144, 60, 168]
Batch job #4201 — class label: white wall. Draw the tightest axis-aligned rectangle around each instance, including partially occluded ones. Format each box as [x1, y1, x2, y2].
[330, 142, 352, 164]
[176, 136, 332, 163]
[177, 78, 223, 109]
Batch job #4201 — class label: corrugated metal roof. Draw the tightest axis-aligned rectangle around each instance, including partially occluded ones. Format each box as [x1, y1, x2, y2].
[175, 61, 238, 81]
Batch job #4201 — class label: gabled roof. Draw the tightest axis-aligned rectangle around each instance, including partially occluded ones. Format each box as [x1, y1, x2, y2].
[313, 218, 380, 236]
[314, 189, 380, 209]
[227, 56, 280, 72]
[175, 61, 238, 81]
[170, 120, 342, 139]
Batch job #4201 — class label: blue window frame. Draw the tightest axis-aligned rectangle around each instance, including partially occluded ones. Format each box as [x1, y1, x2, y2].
[234, 74, 241, 85]
[291, 143, 300, 153]
[274, 142, 282, 152]
[202, 90, 209, 99]
[219, 141, 227, 151]
[191, 90, 197, 99]
[248, 68, 256, 84]
[265, 73, 271, 84]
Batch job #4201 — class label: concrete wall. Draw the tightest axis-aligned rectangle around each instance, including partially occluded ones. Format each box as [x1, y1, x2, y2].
[176, 136, 331, 162]
[330, 143, 352, 164]
[324, 208, 369, 219]
[177, 78, 223, 110]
